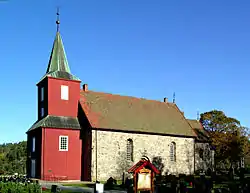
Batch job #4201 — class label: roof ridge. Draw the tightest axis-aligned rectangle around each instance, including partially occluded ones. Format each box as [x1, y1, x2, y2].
[80, 90, 174, 104]
[188, 119, 200, 122]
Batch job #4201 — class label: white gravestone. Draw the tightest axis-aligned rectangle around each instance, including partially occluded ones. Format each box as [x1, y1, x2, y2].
[95, 183, 104, 193]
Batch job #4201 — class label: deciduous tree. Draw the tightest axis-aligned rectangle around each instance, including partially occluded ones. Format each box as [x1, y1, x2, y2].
[200, 110, 248, 169]
[0, 141, 26, 175]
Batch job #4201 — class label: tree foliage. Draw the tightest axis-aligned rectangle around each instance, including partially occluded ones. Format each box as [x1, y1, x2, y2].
[0, 141, 27, 175]
[200, 110, 249, 169]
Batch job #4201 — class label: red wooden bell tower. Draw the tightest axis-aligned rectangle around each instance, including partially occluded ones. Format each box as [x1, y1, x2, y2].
[27, 10, 82, 181]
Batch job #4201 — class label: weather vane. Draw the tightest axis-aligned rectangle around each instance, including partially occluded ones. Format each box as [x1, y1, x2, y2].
[173, 92, 176, 103]
[197, 111, 200, 120]
[56, 7, 60, 32]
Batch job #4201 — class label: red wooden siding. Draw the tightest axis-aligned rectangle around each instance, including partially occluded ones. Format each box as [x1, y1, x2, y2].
[47, 77, 80, 117]
[41, 128, 82, 180]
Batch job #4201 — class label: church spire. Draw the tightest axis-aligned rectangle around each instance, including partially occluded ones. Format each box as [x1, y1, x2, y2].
[46, 31, 71, 74]
[40, 10, 80, 82]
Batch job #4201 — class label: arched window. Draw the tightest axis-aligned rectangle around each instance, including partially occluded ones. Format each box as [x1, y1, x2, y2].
[170, 142, 176, 162]
[127, 139, 133, 161]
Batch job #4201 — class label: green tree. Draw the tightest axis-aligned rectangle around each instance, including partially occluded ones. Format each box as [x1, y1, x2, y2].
[200, 110, 248, 170]
[0, 141, 27, 175]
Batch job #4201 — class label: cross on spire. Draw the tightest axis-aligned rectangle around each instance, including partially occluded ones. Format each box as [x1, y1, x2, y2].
[197, 111, 200, 120]
[56, 7, 60, 32]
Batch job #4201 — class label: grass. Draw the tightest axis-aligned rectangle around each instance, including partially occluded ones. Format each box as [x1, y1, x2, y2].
[62, 183, 90, 187]
[42, 191, 72, 193]
[62, 180, 126, 191]
[42, 186, 81, 193]
[62, 180, 122, 187]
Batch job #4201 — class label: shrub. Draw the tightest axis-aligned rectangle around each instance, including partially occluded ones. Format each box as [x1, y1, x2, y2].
[104, 177, 117, 190]
[0, 182, 41, 193]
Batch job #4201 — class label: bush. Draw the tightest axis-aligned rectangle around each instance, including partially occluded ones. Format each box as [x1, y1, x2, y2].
[104, 177, 117, 190]
[0, 182, 41, 193]
[0, 170, 4, 175]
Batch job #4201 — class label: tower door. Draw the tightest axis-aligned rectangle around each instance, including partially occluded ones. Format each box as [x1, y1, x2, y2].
[31, 159, 36, 178]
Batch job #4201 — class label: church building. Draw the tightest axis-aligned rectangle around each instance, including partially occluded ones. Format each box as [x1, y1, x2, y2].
[26, 15, 213, 182]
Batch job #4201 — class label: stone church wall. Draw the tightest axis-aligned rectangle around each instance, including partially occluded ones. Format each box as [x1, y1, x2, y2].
[194, 142, 214, 172]
[91, 130, 195, 181]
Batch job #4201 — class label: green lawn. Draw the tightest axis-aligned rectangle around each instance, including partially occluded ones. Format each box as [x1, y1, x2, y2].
[62, 183, 90, 187]
[43, 190, 72, 193]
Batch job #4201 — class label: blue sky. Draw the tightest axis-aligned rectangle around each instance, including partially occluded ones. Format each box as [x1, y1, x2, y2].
[1, 0, 250, 143]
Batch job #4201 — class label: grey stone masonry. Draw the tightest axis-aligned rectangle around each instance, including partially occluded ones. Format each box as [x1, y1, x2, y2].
[194, 142, 214, 172]
[91, 130, 195, 181]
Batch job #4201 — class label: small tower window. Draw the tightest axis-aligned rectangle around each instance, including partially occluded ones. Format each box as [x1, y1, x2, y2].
[61, 85, 69, 100]
[40, 87, 44, 102]
[40, 107, 44, 117]
[59, 136, 68, 151]
[170, 142, 176, 162]
[127, 139, 133, 161]
[32, 137, 36, 152]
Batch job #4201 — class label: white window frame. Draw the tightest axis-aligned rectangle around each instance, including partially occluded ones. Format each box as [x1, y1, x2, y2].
[40, 107, 44, 117]
[32, 137, 36, 152]
[40, 87, 44, 102]
[59, 136, 68, 151]
[61, 85, 69, 100]
[126, 139, 133, 161]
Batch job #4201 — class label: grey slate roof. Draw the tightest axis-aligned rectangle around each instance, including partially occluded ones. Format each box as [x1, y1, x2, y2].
[27, 115, 81, 132]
